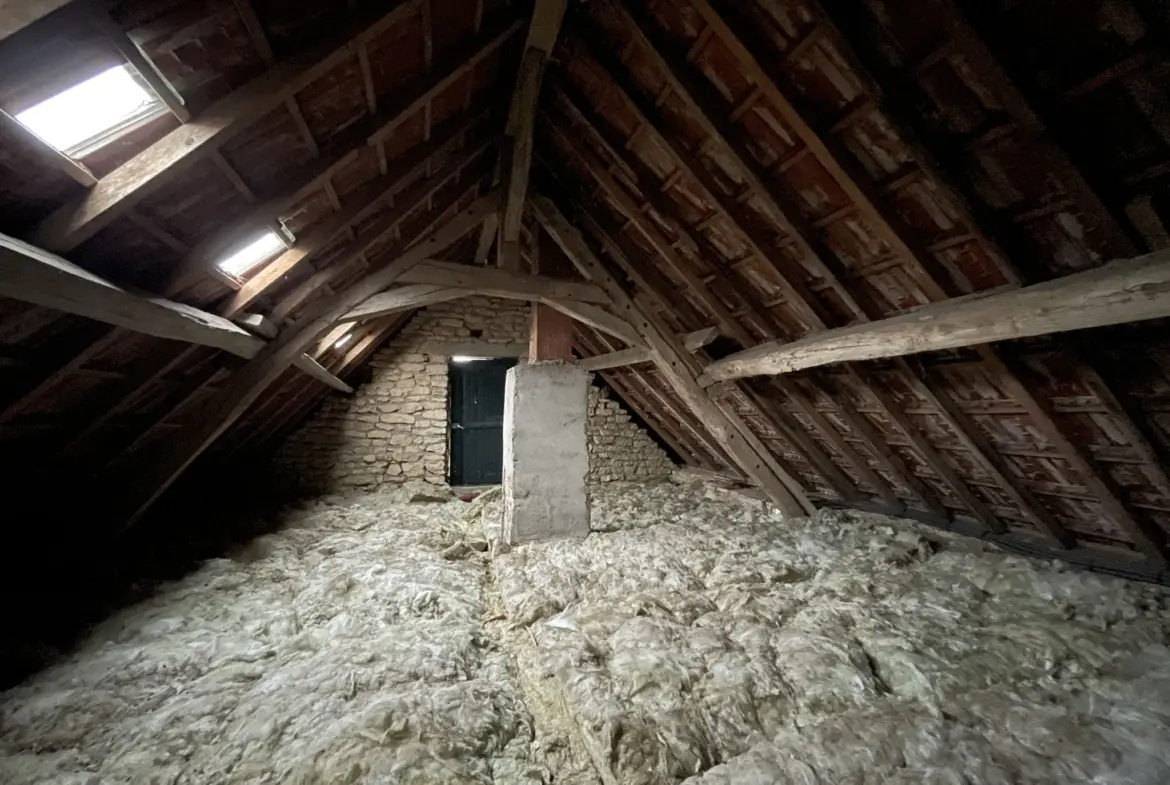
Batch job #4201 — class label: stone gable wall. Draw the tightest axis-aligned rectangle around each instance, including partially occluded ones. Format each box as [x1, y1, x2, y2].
[587, 386, 675, 483]
[272, 297, 674, 492]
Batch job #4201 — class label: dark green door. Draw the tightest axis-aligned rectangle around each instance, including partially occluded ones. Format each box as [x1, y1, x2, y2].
[449, 358, 516, 485]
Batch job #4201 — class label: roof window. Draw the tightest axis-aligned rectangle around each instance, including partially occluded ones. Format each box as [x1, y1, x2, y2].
[216, 231, 288, 278]
[15, 65, 167, 157]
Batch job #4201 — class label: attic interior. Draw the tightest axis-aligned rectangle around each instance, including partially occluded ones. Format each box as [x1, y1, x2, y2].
[2, 0, 1170, 781]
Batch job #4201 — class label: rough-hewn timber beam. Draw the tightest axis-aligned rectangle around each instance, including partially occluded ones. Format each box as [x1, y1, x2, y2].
[0, 233, 349, 391]
[581, 327, 719, 370]
[700, 252, 1170, 383]
[340, 285, 469, 322]
[533, 194, 813, 518]
[498, 0, 567, 270]
[126, 190, 501, 526]
[398, 260, 610, 303]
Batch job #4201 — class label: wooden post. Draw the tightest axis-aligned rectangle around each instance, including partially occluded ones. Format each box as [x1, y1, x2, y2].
[529, 303, 575, 360]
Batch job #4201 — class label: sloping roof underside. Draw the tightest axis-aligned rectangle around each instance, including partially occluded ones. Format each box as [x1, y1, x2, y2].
[1, 0, 1170, 582]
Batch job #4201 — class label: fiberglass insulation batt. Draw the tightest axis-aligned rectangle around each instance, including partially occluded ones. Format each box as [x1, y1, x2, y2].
[2, 478, 1169, 784]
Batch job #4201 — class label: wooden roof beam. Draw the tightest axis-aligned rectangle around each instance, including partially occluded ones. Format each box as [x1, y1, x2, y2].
[533, 194, 813, 518]
[124, 190, 501, 526]
[547, 123, 756, 348]
[220, 112, 496, 317]
[581, 327, 719, 371]
[31, 0, 431, 254]
[0, 232, 347, 391]
[498, 0, 567, 270]
[167, 12, 520, 292]
[547, 127, 917, 511]
[701, 252, 1170, 382]
[563, 30, 866, 327]
[396, 260, 611, 303]
[578, 327, 732, 470]
[269, 147, 496, 324]
[339, 285, 469, 323]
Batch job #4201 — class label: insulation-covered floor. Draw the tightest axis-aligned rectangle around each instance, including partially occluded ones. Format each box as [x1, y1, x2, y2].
[2, 479, 1169, 784]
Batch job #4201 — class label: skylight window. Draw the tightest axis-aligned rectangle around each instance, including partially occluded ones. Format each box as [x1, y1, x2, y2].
[334, 333, 353, 349]
[16, 65, 167, 157]
[216, 231, 288, 278]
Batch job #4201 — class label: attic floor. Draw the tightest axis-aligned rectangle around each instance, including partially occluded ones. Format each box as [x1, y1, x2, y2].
[1, 479, 1169, 784]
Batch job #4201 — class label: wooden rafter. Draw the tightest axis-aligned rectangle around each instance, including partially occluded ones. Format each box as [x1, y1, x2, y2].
[396, 260, 610, 303]
[581, 326, 719, 371]
[680, 0, 1165, 562]
[498, 0, 567, 270]
[167, 14, 521, 293]
[31, 1, 435, 254]
[269, 146, 496, 324]
[125, 190, 501, 525]
[0, 232, 349, 391]
[533, 194, 813, 517]
[220, 112, 495, 317]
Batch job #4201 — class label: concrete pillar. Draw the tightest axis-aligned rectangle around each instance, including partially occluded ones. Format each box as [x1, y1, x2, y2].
[502, 362, 590, 544]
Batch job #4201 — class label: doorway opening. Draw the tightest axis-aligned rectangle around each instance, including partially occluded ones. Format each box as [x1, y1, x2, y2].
[448, 356, 517, 485]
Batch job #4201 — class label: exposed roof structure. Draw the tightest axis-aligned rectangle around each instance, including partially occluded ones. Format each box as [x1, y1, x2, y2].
[2, 0, 1170, 583]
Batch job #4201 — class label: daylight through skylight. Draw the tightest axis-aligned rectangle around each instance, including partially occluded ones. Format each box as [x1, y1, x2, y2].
[216, 231, 287, 277]
[16, 65, 166, 156]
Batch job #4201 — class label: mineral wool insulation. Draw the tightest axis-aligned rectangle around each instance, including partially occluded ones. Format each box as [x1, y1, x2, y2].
[2, 479, 1169, 784]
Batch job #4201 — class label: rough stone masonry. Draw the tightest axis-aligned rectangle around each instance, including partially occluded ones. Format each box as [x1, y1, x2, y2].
[273, 297, 675, 491]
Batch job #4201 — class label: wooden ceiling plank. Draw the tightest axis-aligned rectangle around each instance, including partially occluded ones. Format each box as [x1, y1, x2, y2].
[124, 189, 501, 525]
[844, 368, 1002, 530]
[738, 383, 862, 502]
[670, 0, 964, 301]
[700, 252, 1170, 381]
[550, 123, 756, 347]
[170, 27, 511, 295]
[550, 96, 810, 337]
[805, 0, 1170, 555]
[772, 375, 901, 508]
[980, 347, 1170, 565]
[534, 194, 813, 517]
[548, 96, 923, 514]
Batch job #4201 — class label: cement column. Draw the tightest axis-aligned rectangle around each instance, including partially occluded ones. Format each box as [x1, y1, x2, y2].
[502, 362, 590, 544]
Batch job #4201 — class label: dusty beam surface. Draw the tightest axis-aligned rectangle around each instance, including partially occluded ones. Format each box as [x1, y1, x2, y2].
[701, 253, 1170, 383]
